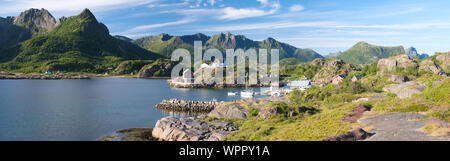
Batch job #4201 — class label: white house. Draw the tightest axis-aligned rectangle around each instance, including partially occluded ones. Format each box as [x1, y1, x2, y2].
[289, 80, 311, 90]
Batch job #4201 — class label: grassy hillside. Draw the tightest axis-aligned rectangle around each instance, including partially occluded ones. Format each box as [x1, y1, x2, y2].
[338, 41, 405, 65]
[0, 9, 163, 73]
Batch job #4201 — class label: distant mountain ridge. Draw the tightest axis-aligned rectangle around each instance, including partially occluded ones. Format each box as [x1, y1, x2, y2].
[132, 32, 324, 63]
[337, 41, 405, 65]
[405, 47, 429, 59]
[335, 42, 429, 65]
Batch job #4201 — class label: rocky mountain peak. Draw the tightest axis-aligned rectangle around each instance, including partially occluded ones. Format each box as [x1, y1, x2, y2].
[355, 41, 369, 46]
[79, 8, 96, 20]
[225, 31, 232, 37]
[159, 33, 172, 41]
[51, 8, 109, 38]
[13, 8, 56, 33]
[405, 47, 418, 57]
[263, 37, 277, 45]
[206, 32, 238, 49]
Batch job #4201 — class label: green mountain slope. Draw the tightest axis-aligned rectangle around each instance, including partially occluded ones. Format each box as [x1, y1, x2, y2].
[337, 41, 405, 65]
[0, 9, 163, 73]
[133, 32, 323, 63]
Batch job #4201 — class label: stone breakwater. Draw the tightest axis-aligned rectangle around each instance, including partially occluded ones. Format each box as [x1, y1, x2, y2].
[152, 116, 238, 141]
[155, 99, 219, 113]
[0, 73, 90, 79]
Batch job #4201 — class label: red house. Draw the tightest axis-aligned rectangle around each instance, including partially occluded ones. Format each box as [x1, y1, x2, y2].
[332, 75, 345, 84]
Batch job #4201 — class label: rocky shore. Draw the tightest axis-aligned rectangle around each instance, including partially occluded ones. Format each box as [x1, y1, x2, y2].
[0, 73, 90, 79]
[155, 99, 219, 113]
[99, 128, 158, 141]
[152, 116, 238, 141]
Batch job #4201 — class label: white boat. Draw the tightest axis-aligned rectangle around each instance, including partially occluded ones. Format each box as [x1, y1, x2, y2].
[240, 74, 254, 97]
[240, 90, 254, 97]
[270, 91, 281, 97]
[227, 92, 237, 96]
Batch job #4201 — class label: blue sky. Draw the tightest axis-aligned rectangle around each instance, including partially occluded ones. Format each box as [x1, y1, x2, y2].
[2, 0, 450, 55]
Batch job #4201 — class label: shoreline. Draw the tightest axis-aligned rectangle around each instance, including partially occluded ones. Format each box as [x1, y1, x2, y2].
[0, 72, 173, 80]
[103, 97, 278, 141]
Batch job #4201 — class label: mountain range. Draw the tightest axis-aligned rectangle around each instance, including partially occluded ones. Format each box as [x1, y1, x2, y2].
[0, 8, 162, 73]
[132, 32, 323, 63]
[0, 8, 432, 73]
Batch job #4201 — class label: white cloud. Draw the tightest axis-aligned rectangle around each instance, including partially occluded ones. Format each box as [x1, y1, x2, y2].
[199, 19, 450, 33]
[332, 22, 450, 29]
[279, 37, 366, 48]
[129, 18, 195, 32]
[208, 0, 215, 6]
[0, 0, 156, 15]
[219, 7, 278, 20]
[201, 21, 338, 31]
[147, 1, 189, 8]
[364, 7, 423, 18]
[289, 4, 304, 12]
[218, 1, 280, 20]
[162, 2, 280, 20]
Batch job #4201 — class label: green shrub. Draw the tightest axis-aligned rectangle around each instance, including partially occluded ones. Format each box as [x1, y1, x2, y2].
[249, 108, 259, 117]
[391, 104, 428, 112]
[267, 102, 291, 116]
[420, 78, 450, 105]
[429, 109, 450, 122]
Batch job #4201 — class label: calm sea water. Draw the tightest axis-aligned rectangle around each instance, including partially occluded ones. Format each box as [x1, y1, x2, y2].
[0, 78, 265, 141]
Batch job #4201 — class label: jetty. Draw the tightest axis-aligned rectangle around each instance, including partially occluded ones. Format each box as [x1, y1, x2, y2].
[155, 99, 219, 113]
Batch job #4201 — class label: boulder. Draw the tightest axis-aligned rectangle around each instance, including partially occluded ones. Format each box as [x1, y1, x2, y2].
[257, 107, 277, 120]
[323, 128, 371, 141]
[208, 103, 249, 120]
[383, 81, 426, 98]
[436, 52, 450, 72]
[377, 54, 417, 73]
[353, 94, 383, 102]
[419, 59, 446, 76]
[387, 74, 408, 83]
[311, 58, 325, 66]
[152, 116, 237, 141]
[312, 58, 352, 85]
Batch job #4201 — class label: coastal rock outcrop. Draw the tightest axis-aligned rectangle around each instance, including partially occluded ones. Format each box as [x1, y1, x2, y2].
[436, 52, 450, 73]
[419, 59, 446, 76]
[387, 74, 408, 83]
[383, 81, 426, 98]
[377, 54, 417, 73]
[138, 61, 175, 78]
[152, 116, 238, 141]
[312, 58, 352, 85]
[311, 58, 325, 66]
[257, 107, 278, 120]
[208, 103, 249, 120]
